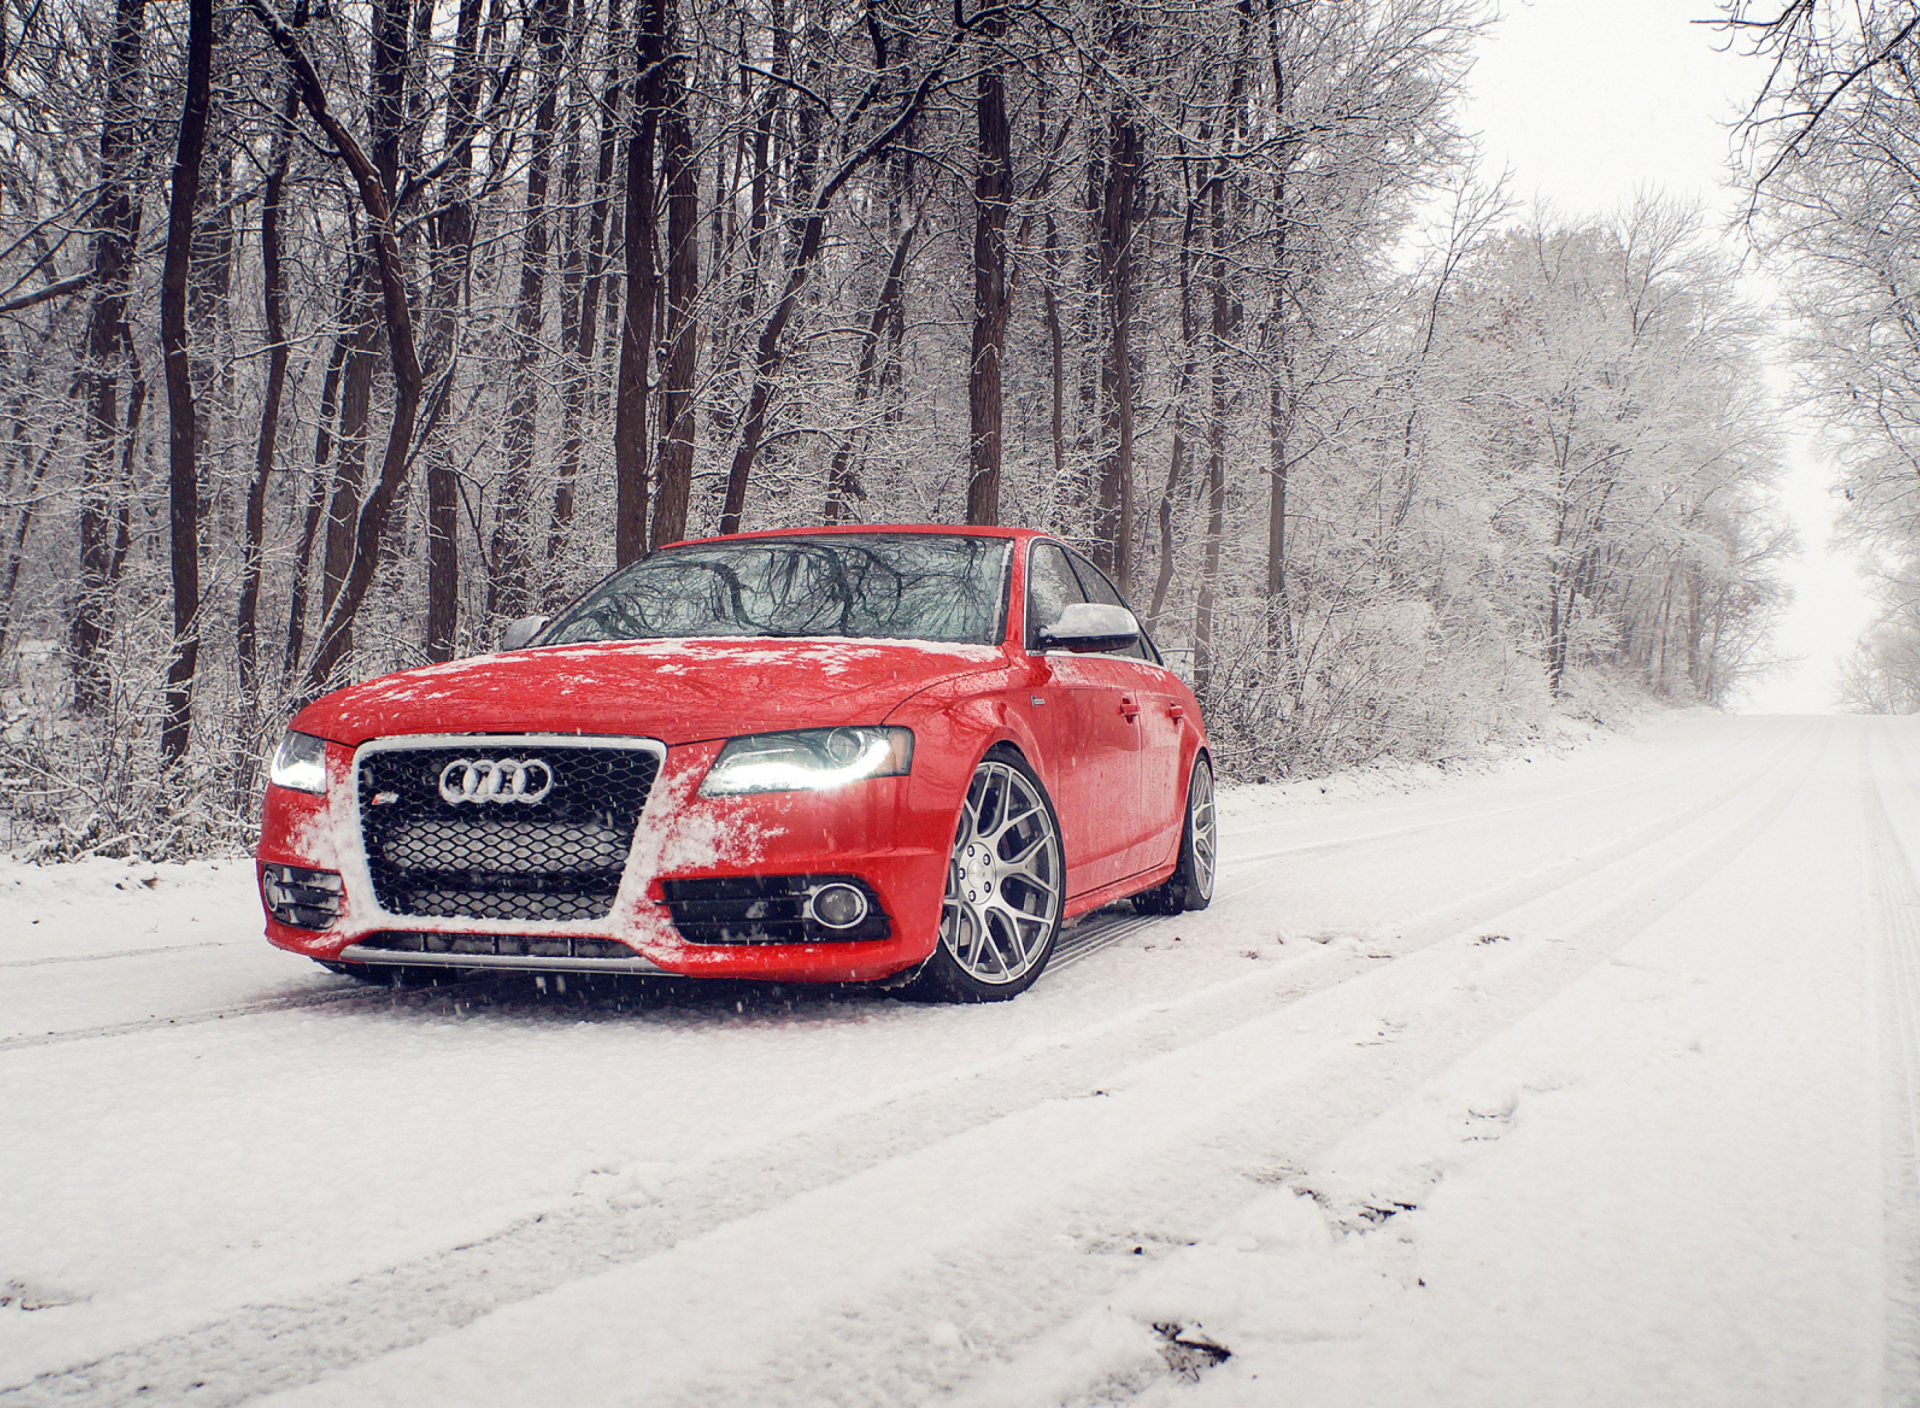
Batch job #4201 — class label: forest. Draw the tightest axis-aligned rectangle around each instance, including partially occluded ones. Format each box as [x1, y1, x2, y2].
[0, 0, 1802, 855]
[1725, 1, 1920, 717]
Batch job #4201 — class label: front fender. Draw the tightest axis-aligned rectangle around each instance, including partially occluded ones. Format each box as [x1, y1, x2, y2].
[889, 666, 1055, 820]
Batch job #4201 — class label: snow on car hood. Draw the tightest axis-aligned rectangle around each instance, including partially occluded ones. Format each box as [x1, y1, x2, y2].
[290, 637, 1008, 747]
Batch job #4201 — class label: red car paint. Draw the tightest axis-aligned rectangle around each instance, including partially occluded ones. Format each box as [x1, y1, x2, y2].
[256, 526, 1209, 986]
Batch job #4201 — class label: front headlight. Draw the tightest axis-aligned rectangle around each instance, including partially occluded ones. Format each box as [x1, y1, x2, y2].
[268, 730, 329, 795]
[699, 727, 913, 796]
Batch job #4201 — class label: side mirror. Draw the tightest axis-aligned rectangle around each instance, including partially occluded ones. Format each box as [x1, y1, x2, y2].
[1039, 602, 1139, 654]
[500, 614, 550, 651]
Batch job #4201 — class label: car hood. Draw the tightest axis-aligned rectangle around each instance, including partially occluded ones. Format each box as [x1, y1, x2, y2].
[290, 637, 1009, 748]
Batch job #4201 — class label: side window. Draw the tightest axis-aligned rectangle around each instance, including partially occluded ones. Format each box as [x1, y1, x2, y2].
[1064, 551, 1155, 662]
[1026, 542, 1086, 650]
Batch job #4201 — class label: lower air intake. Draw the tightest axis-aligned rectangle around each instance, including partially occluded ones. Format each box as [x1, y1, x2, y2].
[358, 932, 640, 960]
[661, 875, 889, 944]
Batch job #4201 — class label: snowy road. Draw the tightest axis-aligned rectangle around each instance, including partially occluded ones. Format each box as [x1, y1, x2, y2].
[0, 712, 1908, 1405]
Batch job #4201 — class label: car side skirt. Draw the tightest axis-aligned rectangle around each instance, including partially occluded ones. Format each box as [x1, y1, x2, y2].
[1063, 860, 1180, 922]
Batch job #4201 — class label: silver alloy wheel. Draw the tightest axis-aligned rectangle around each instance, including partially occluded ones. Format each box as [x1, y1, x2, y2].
[1189, 759, 1218, 902]
[939, 759, 1063, 985]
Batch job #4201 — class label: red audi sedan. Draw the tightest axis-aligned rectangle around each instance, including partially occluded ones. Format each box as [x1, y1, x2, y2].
[256, 526, 1214, 1000]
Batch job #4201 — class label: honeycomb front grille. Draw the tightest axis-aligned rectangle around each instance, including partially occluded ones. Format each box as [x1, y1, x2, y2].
[357, 741, 659, 922]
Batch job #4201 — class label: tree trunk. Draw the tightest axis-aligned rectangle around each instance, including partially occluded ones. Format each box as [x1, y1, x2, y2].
[708, 0, 783, 452]
[549, 27, 587, 592]
[1266, 299, 1295, 670]
[422, 0, 484, 660]
[1193, 170, 1230, 700]
[614, 0, 665, 565]
[826, 216, 919, 520]
[550, 0, 623, 584]
[490, 0, 565, 622]
[1093, 110, 1138, 592]
[321, 275, 379, 619]
[159, 0, 213, 770]
[318, 0, 410, 642]
[1545, 505, 1572, 696]
[69, 0, 146, 716]
[1040, 214, 1065, 504]
[369, 0, 410, 194]
[244, 0, 425, 697]
[283, 324, 347, 683]
[186, 148, 234, 544]
[651, 25, 699, 550]
[1149, 194, 1202, 626]
[574, 0, 625, 419]
[0, 428, 61, 663]
[965, 25, 1011, 527]
[1263, 0, 1298, 673]
[237, 72, 301, 721]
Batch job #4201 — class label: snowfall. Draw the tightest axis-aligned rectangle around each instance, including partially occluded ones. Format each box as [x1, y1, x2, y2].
[0, 710, 1910, 1406]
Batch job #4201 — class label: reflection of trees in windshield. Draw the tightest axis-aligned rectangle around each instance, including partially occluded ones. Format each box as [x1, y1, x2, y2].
[548, 536, 1010, 646]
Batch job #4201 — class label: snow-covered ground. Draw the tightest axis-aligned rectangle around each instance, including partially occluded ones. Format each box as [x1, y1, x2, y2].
[0, 711, 1908, 1405]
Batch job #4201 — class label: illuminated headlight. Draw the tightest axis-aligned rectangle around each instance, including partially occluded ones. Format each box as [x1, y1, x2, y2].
[700, 727, 913, 796]
[268, 729, 329, 794]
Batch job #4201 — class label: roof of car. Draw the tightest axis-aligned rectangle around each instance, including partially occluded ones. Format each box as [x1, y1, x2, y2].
[664, 523, 1048, 549]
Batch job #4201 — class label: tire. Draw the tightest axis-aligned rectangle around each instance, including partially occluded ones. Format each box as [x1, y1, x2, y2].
[901, 748, 1065, 1003]
[1132, 755, 1217, 915]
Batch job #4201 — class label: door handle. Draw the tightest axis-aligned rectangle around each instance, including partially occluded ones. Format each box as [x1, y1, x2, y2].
[1169, 704, 1185, 720]
[1119, 695, 1141, 720]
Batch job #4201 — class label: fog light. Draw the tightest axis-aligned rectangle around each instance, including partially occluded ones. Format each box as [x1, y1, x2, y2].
[809, 883, 869, 931]
[261, 863, 343, 930]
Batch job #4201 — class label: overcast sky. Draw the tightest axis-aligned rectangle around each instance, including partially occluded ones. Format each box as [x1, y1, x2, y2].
[1455, 0, 1874, 713]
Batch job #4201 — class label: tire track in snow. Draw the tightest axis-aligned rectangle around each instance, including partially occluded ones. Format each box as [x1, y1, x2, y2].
[1049, 719, 1817, 976]
[1213, 716, 1793, 875]
[0, 915, 1149, 1054]
[0, 724, 1822, 1408]
[1210, 711, 1765, 853]
[727, 726, 1834, 1408]
[0, 976, 502, 1053]
[1050, 909, 1161, 969]
[0, 940, 243, 969]
[1, 988, 393, 1051]
[1857, 721, 1920, 1404]
[1215, 715, 1817, 933]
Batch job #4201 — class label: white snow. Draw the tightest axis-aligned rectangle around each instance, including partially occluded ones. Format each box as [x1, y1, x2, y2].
[0, 712, 1908, 1405]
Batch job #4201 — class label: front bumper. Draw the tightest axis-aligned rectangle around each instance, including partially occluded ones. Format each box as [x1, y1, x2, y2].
[258, 737, 952, 983]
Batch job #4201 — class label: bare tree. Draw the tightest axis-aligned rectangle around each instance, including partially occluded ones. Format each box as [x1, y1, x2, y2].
[490, 0, 567, 622]
[651, 11, 699, 549]
[717, 15, 963, 534]
[965, 11, 1012, 527]
[158, 0, 215, 768]
[68, 0, 147, 716]
[615, 0, 665, 564]
[244, 0, 424, 696]
[237, 1, 308, 726]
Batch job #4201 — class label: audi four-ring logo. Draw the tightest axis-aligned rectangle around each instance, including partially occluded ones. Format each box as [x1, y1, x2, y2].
[437, 757, 555, 805]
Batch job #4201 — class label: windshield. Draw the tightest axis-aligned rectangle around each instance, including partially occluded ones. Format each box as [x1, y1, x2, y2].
[545, 534, 1013, 647]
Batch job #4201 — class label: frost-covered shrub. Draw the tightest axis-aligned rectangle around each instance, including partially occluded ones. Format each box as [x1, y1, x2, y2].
[1, 624, 264, 860]
[1195, 593, 1554, 779]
